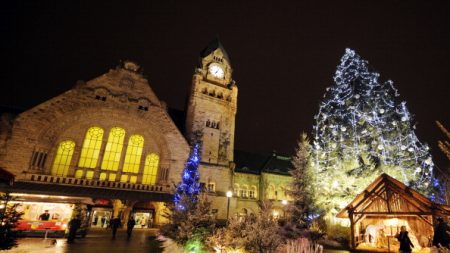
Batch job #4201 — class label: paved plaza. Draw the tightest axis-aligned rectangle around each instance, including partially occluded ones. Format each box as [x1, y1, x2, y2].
[7, 229, 352, 253]
[7, 229, 162, 253]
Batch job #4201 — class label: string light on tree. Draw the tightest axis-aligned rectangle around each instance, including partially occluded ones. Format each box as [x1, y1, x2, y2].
[174, 144, 201, 211]
[312, 48, 443, 217]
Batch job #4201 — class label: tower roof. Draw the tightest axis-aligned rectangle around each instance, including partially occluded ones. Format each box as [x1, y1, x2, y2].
[200, 37, 230, 63]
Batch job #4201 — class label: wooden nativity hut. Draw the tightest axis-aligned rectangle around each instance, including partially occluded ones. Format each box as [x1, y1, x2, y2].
[337, 173, 450, 251]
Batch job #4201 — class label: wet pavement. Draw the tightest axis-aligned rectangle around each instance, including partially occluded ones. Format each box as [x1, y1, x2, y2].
[8, 229, 352, 253]
[7, 229, 163, 253]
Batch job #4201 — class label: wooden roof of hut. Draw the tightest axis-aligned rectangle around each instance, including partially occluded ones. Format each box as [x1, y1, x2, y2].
[336, 173, 450, 249]
[337, 173, 450, 219]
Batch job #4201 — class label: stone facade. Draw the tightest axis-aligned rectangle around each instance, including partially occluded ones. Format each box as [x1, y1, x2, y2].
[0, 39, 295, 224]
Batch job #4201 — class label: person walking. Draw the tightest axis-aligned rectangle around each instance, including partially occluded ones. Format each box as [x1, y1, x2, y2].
[433, 217, 450, 248]
[396, 225, 414, 253]
[126, 216, 136, 239]
[67, 216, 81, 243]
[111, 217, 121, 239]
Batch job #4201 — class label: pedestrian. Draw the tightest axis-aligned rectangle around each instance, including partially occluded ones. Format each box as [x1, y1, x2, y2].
[126, 216, 136, 239]
[39, 210, 50, 221]
[67, 216, 81, 243]
[395, 225, 414, 253]
[433, 217, 450, 248]
[111, 217, 121, 238]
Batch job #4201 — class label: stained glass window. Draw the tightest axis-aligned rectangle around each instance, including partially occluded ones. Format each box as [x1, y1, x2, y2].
[142, 153, 159, 185]
[78, 127, 104, 168]
[120, 174, 128, 183]
[75, 169, 84, 179]
[122, 135, 144, 173]
[101, 127, 125, 171]
[86, 171, 94, 180]
[51, 140, 75, 177]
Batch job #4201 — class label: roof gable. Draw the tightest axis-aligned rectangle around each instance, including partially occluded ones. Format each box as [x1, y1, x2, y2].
[337, 173, 450, 218]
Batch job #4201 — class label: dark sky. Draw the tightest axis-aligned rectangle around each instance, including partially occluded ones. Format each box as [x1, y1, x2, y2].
[1, 1, 449, 168]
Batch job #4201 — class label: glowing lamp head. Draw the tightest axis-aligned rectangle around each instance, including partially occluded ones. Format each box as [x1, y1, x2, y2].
[281, 200, 288, 205]
[226, 191, 233, 198]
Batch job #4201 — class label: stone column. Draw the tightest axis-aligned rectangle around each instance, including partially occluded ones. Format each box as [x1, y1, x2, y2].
[112, 199, 124, 219]
[121, 200, 138, 224]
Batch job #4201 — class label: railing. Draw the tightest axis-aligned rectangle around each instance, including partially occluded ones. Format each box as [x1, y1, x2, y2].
[24, 173, 169, 192]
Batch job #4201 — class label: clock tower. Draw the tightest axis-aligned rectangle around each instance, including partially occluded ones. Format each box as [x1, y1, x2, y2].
[186, 38, 238, 166]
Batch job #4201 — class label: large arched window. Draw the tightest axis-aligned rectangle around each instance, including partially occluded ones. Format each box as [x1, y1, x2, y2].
[122, 135, 144, 173]
[51, 140, 75, 177]
[142, 153, 159, 185]
[78, 127, 104, 168]
[101, 127, 125, 171]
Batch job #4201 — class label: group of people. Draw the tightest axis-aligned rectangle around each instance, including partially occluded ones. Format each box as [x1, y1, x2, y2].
[109, 216, 136, 239]
[395, 217, 449, 253]
[67, 215, 137, 243]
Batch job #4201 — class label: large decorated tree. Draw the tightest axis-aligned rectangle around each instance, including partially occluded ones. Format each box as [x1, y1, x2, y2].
[312, 48, 441, 218]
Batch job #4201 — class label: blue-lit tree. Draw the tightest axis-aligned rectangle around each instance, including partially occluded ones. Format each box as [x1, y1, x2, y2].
[161, 144, 215, 253]
[312, 49, 442, 219]
[174, 144, 201, 210]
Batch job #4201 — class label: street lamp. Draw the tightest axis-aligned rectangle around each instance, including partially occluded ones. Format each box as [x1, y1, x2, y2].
[226, 191, 233, 220]
[281, 200, 288, 218]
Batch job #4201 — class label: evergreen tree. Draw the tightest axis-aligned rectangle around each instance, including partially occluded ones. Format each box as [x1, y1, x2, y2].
[173, 144, 202, 210]
[0, 193, 24, 250]
[312, 48, 441, 218]
[286, 133, 316, 230]
[161, 144, 215, 252]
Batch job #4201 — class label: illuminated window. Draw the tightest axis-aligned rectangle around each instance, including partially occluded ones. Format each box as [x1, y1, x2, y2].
[99, 172, 107, 181]
[51, 140, 75, 177]
[109, 173, 116, 182]
[130, 175, 137, 184]
[207, 182, 215, 192]
[101, 127, 125, 171]
[122, 135, 144, 173]
[86, 171, 94, 180]
[75, 169, 84, 179]
[120, 175, 128, 183]
[234, 184, 240, 196]
[78, 127, 104, 168]
[142, 153, 159, 185]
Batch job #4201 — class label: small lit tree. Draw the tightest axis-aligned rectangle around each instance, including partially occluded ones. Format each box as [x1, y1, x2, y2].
[0, 193, 23, 250]
[161, 144, 215, 253]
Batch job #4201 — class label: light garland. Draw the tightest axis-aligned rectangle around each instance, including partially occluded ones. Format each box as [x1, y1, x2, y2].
[174, 144, 201, 211]
[312, 49, 442, 215]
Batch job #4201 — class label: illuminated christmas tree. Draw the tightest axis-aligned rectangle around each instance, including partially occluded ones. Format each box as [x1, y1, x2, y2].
[174, 144, 201, 210]
[162, 144, 215, 251]
[312, 48, 441, 218]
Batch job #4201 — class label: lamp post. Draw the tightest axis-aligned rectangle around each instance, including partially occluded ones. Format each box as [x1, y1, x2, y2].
[226, 191, 233, 220]
[281, 199, 288, 218]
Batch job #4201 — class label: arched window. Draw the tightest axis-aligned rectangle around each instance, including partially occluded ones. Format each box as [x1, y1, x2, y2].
[101, 127, 125, 171]
[142, 153, 159, 185]
[240, 185, 248, 198]
[234, 184, 240, 196]
[267, 185, 275, 199]
[78, 127, 104, 168]
[122, 135, 144, 173]
[249, 186, 257, 199]
[51, 140, 75, 177]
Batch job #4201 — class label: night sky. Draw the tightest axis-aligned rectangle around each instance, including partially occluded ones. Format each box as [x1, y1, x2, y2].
[1, 1, 449, 168]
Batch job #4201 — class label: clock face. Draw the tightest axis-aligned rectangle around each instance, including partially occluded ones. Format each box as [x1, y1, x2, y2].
[208, 64, 224, 78]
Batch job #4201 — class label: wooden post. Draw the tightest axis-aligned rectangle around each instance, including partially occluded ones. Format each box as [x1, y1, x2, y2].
[349, 208, 356, 249]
